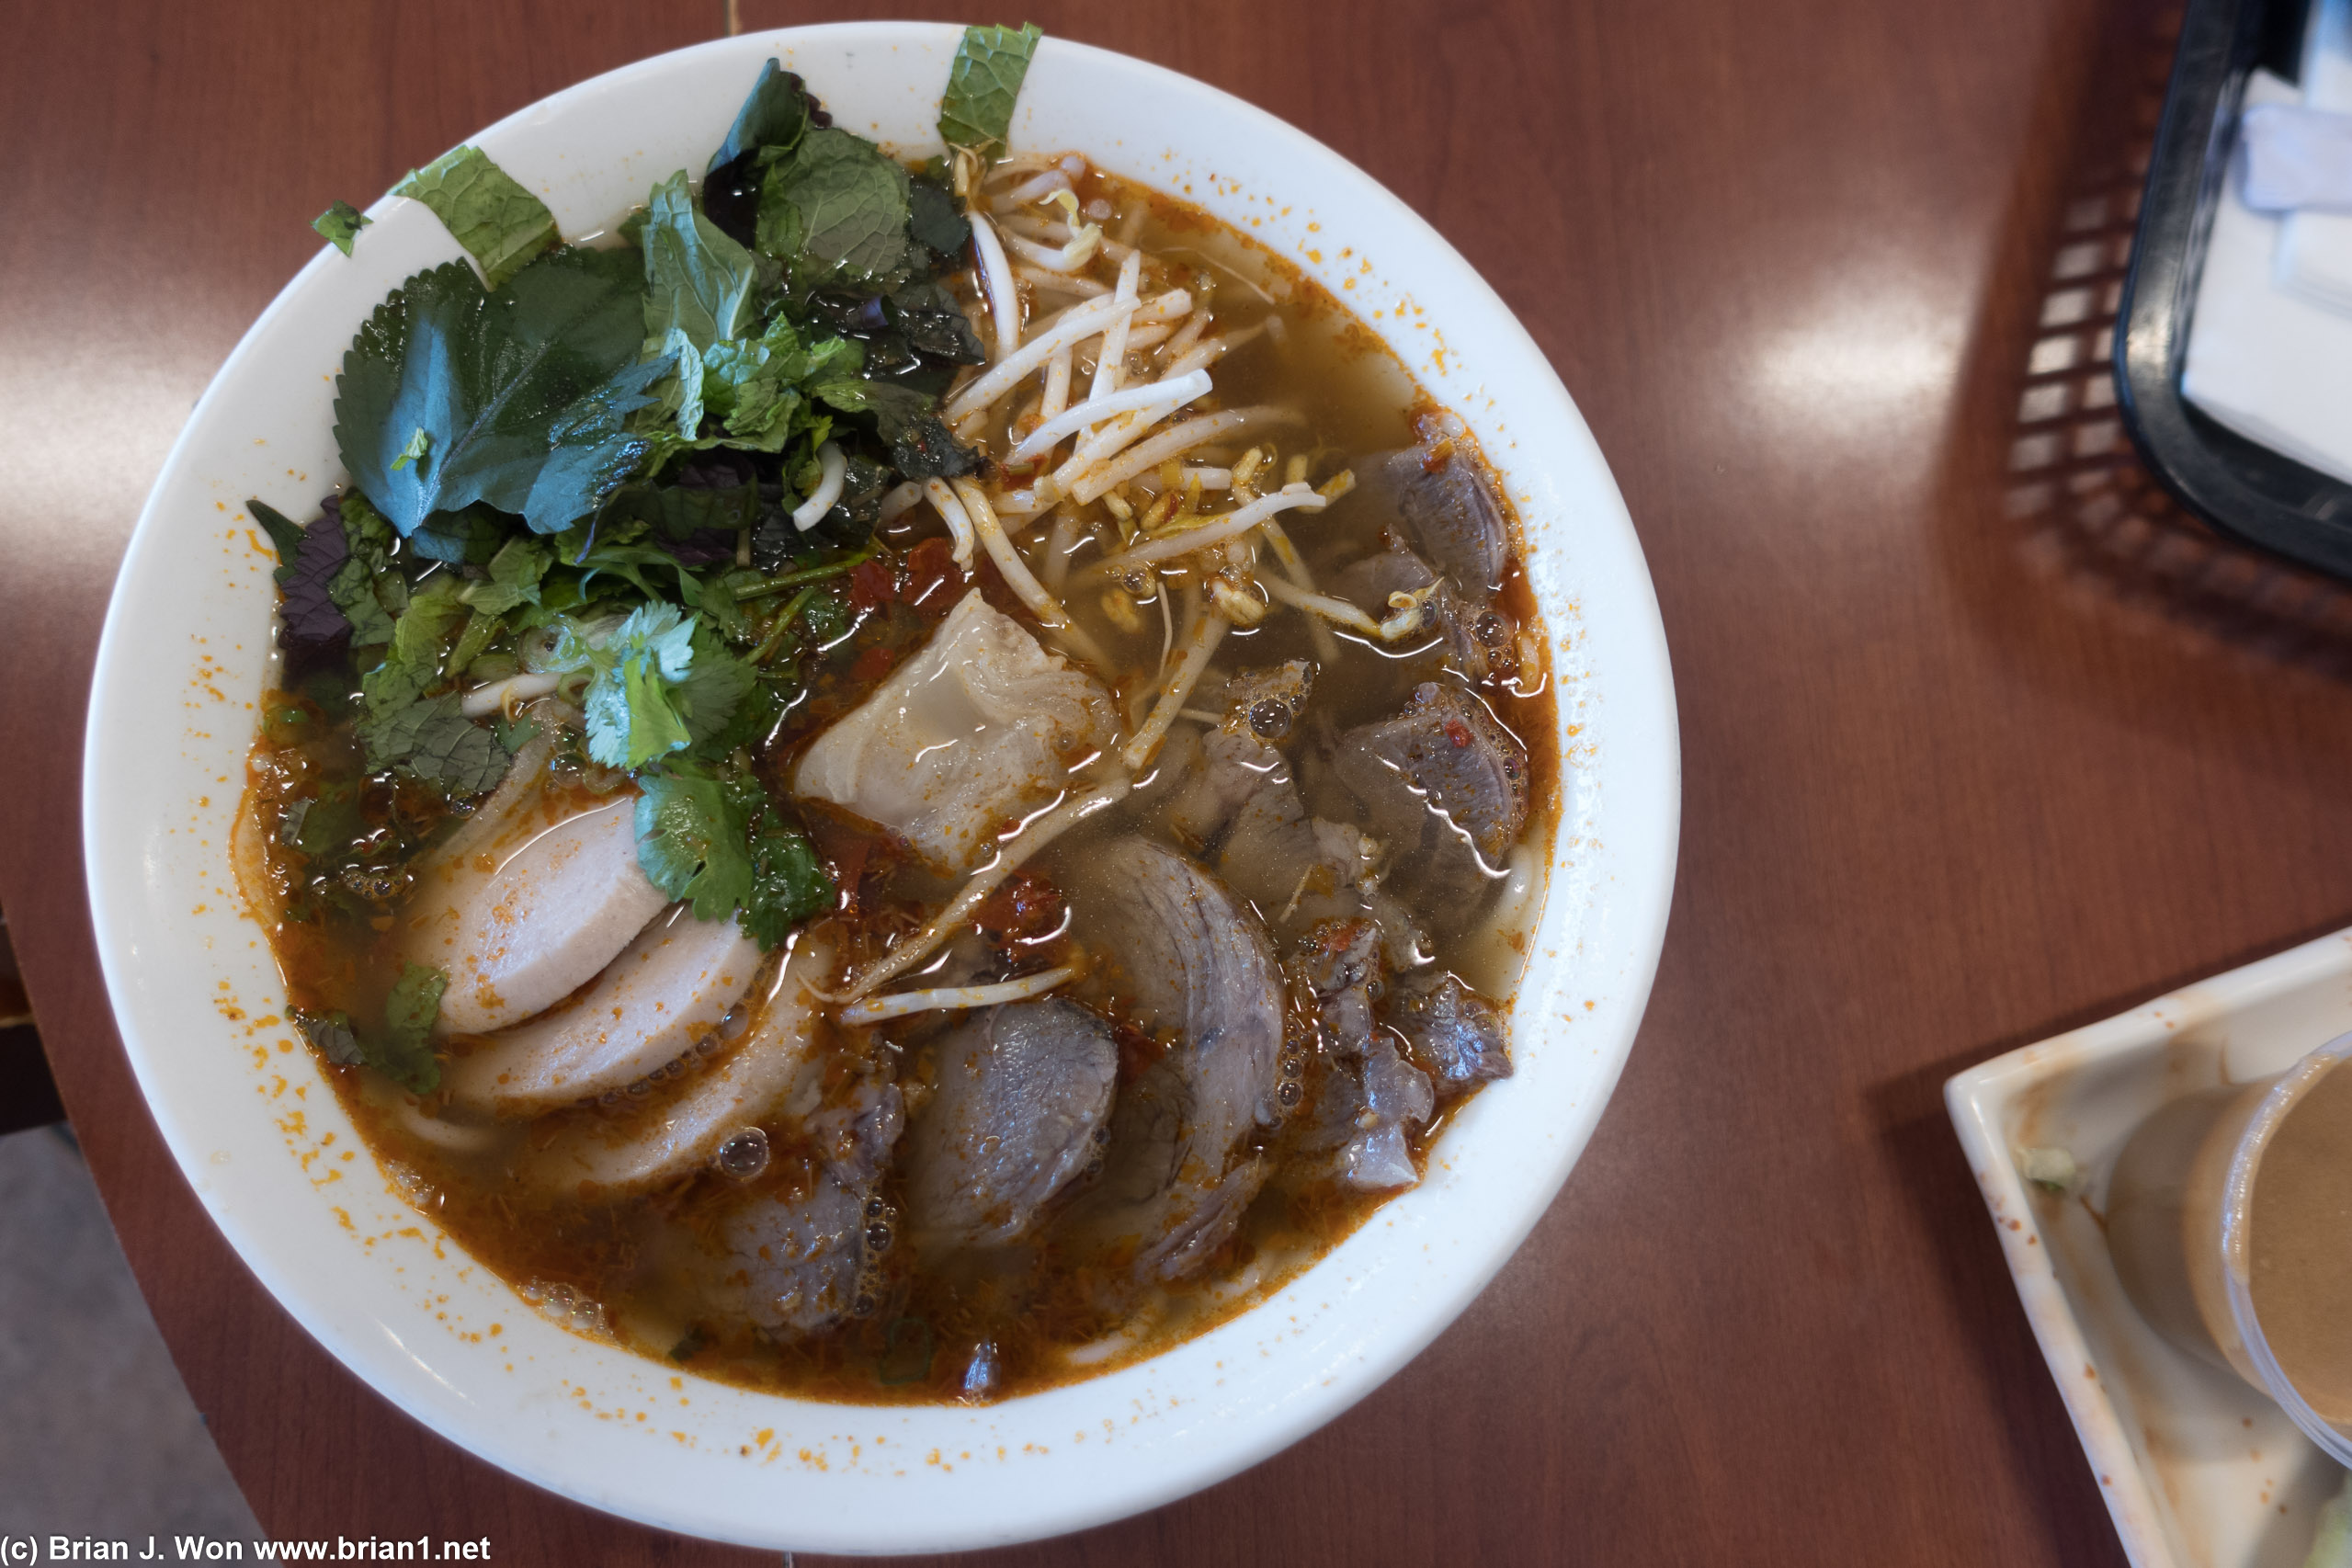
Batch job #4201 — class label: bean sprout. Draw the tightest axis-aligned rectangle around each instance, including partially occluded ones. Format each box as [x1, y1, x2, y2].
[1070, 407, 1291, 504]
[841, 775, 1131, 1001]
[1122, 587, 1226, 769]
[924, 479, 980, 570]
[838, 966, 1079, 1027]
[459, 671, 560, 718]
[1086, 484, 1330, 574]
[951, 478, 1108, 666]
[1007, 369, 1211, 465]
[943, 291, 1145, 422]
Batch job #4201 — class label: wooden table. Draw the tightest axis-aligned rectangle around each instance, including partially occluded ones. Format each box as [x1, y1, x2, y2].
[7, 0, 2325, 1560]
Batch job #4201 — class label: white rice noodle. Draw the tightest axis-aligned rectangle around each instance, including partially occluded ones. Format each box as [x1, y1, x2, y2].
[1091, 485, 1330, 574]
[1122, 588, 1226, 769]
[1088, 250, 1145, 403]
[790, 442, 847, 532]
[950, 478, 1109, 667]
[459, 670, 560, 718]
[924, 478, 980, 570]
[878, 481, 923, 525]
[1007, 369, 1210, 465]
[842, 775, 1133, 1001]
[1069, 407, 1293, 504]
[837, 966, 1079, 1027]
[1257, 516, 1341, 665]
[943, 291, 1145, 423]
[1015, 265, 1109, 298]
[1040, 345, 1074, 425]
[970, 213, 1023, 361]
[1259, 573, 1432, 642]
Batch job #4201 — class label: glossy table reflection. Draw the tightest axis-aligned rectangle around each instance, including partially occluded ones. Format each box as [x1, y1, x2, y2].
[3, 0, 2326, 1562]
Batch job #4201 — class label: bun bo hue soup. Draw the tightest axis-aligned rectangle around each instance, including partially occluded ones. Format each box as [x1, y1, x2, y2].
[233, 26, 1557, 1403]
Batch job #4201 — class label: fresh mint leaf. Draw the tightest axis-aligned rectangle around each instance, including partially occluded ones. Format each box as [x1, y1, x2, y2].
[376, 962, 447, 1093]
[398, 696, 509, 795]
[634, 764, 753, 920]
[314, 200, 372, 256]
[331, 492, 404, 644]
[446, 608, 503, 677]
[407, 506, 508, 566]
[335, 250, 666, 538]
[708, 60, 824, 175]
[357, 578, 467, 764]
[393, 146, 558, 289]
[888, 279, 986, 364]
[642, 172, 758, 352]
[759, 129, 913, 287]
[460, 536, 554, 616]
[905, 179, 971, 258]
[813, 377, 980, 479]
[937, 23, 1042, 161]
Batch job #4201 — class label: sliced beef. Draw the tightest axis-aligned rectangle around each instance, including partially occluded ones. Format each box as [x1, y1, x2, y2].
[1335, 676, 1533, 865]
[1331, 545, 1513, 682]
[650, 1066, 905, 1337]
[1288, 916, 1434, 1192]
[791, 588, 1115, 873]
[1391, 972, 1512, 1097]
[1382, 443, 1511, 594]
[1061, 838, 1284, 1281]
[903, 999, 1119, 1250]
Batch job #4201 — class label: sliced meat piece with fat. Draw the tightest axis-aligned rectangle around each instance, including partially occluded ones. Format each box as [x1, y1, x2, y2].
[1381, 443, 1511, 594]
[791, 588, 1115, 873]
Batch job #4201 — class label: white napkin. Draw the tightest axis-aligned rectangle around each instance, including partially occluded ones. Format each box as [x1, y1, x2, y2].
[2280, 0, 2352, 309]
[2181, 70, 2352, 485]
[2239, 105, 2352, 211]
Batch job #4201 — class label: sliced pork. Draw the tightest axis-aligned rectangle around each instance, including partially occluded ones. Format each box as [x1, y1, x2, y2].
[791, 588, 1116, 873]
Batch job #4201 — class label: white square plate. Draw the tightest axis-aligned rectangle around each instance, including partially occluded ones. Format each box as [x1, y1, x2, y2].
[1945, 930, 2352, 1567]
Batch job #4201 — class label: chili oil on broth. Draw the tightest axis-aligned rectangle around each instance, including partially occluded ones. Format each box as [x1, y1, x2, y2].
[237, 162, 1560, 1406]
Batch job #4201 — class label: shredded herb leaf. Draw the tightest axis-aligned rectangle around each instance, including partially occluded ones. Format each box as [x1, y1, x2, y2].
[635, 758, 830, 946]
[937, 23, 1042, 161]
[313, 200, 373, 256]
[393, 145, 559, 288]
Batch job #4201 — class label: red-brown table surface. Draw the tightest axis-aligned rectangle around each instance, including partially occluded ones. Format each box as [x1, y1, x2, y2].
[5, 0, 2330, 1561]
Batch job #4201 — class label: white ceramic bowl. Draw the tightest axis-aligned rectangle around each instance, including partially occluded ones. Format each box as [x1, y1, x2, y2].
[85, 23, 1677, 1554]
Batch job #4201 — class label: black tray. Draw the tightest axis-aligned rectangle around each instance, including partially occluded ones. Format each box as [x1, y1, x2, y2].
[2116, 0, 2352, 578]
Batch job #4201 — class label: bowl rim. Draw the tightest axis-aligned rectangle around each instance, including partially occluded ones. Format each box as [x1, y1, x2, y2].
[83, 20, 1679, 1551]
